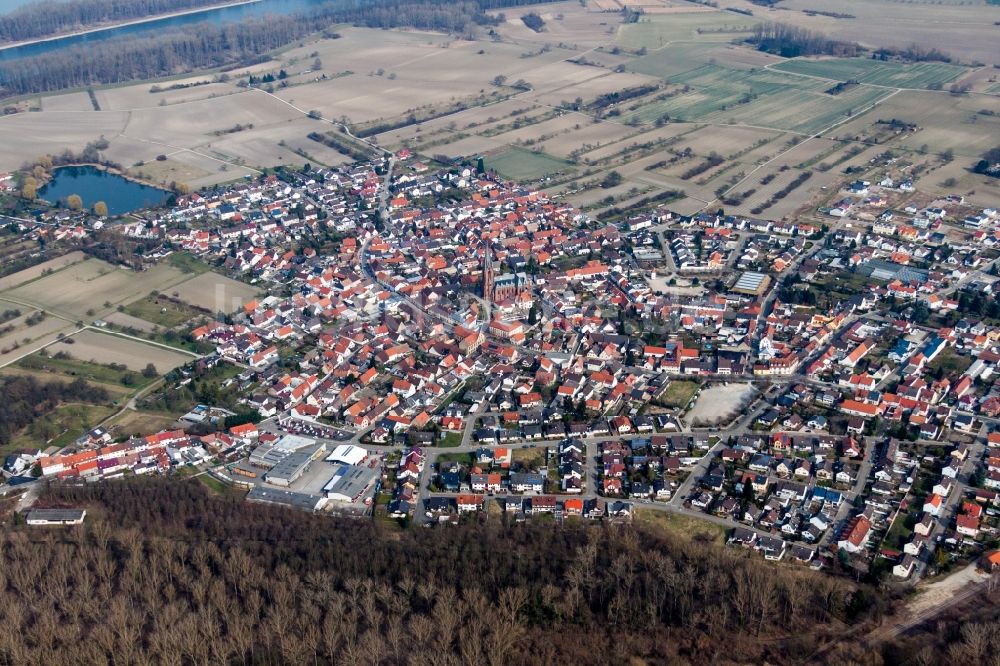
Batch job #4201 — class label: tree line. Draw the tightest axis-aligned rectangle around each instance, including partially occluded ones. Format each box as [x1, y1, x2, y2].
[0, 0, 552, 98]
[0, 375, 110, 446]
[0, 13, 324, 97]
[748, 22, 861, 58]
[0, 0, 234, 44]
[0, 477, 887, 665]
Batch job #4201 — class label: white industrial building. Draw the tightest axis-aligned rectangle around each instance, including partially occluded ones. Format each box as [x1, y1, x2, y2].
[325, 444, 368, 466]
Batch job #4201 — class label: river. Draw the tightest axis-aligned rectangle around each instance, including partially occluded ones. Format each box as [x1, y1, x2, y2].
[0, 0, 330, 62]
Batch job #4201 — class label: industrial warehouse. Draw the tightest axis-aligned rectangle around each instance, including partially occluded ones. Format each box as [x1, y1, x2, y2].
[222, 438, 380, 515]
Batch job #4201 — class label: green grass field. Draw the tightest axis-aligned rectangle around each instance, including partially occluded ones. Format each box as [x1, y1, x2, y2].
[770, 58, 966, 89]
[124, 294, 200, 328]
[621, 63, 892, 133]
[487, 147, 571, 181]
[167, 251, 213, 275]
[660, 380, 700, 408]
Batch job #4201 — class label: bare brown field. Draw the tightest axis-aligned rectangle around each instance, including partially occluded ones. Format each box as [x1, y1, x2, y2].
[920, 159, 1000, 208]
[121, 92, 301, 148]
[535, 118, 639, 158]
[61, 329, 191, 372]
[374, 99, 542, 146]
[0, 250, 87, 291]
[126, 154, 215, 188]
[418, 134, 510, 160]
[169, 272, 258, 313]
[0, 323, 74, 369]
[0, 111, 129, 173]
[493, 2, 618, 48]
[530, 70, 663, 108]
[0, 309, 71, 352]
[96, 81, 236, 111]
[206, 118, 321, 169]
[4, 259, 192, 319]
[102, 311, 159, 333]
[41, 92, 95, 112]
[725, 0, 1000, 65]
[730, 167, 838, 219]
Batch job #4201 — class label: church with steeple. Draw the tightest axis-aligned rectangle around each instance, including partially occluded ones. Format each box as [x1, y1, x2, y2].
[481, 246, 528, 304]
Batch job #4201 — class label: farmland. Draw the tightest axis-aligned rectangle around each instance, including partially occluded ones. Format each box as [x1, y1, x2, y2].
[0, 0, 992, 217]
[58, 329, 193, 373]
[3, 258, 192, 320]
[770, 58, 967, 89]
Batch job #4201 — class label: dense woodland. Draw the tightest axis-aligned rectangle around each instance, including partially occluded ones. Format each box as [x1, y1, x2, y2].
[0, 478, 885, 664]
[0, 0, 550, 97]
[0, 375, 109, 447]
[0, 0, 231, 44]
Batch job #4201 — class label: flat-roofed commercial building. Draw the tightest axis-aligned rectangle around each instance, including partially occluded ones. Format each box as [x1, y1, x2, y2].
[323, 464, 380, 503]
[246, 486, 325, 512]
[25, 508, 87, 525]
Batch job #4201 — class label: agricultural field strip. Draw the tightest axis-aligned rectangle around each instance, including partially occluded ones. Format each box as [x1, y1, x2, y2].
[709, 88, 900, 208]
[766, 60, 987, 94]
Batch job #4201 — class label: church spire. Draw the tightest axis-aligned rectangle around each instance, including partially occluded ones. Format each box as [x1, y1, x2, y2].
[482, 244, 495, 304]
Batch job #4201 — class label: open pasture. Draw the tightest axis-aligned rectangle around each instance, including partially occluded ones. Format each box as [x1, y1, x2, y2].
[169, 272, 258, 314]
[770, 58, 967, 89]
[62, 329, 192, 372]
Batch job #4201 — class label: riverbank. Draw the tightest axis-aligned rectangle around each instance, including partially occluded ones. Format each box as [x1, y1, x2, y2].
[0, 0, 263, 54]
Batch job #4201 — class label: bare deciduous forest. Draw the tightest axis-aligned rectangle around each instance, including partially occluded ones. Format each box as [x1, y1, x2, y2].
[0, 0, 235, 43]
[0, 478, 888, 665]
[0, 0, 551, 97]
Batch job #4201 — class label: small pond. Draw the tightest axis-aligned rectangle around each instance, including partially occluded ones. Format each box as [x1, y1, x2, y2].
[38, 165, 168, 215]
